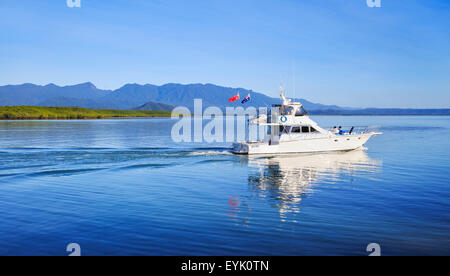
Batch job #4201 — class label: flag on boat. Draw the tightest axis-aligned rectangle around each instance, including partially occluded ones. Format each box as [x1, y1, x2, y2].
[228, 92, 240, 102]
[241, 93, 251, 104]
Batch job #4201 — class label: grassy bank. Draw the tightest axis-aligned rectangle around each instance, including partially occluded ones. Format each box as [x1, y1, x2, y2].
[0, 106, 172, 120]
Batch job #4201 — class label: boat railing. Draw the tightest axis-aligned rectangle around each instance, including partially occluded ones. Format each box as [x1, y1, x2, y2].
[327, 126, 381, 135]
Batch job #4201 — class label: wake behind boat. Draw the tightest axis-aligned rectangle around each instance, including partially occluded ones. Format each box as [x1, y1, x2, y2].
[232, 87, 381, 155]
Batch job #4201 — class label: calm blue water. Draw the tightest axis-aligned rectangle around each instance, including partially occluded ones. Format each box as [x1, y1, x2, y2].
[0, 116, 449, 256]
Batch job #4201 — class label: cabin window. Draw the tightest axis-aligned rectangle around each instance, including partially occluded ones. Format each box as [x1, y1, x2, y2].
[291, 127, 301, 133]
[310, 127, 319, 133]
[301, 126, 310, 133]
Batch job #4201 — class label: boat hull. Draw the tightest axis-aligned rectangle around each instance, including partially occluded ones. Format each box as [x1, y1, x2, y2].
[232, 133, 378, 155]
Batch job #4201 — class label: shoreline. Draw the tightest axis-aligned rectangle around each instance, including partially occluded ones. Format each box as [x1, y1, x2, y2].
[0, 106, 172, 120]
[0, 116, 172, 121]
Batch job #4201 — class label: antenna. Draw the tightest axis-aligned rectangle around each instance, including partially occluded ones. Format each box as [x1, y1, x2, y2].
[292, 60, 296, 100]
[280, 84, 290, 105]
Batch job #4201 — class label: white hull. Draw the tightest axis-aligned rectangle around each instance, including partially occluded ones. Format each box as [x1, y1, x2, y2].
[232, 133, 377, 155]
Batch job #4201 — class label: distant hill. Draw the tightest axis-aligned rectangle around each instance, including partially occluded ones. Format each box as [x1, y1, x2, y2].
[38, 97, 103, 109]
[0, 82, 110, 106]
[134, 101, 175, 111]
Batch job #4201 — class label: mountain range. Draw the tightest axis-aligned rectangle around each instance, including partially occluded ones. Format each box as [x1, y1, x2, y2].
[0, 82, 341, 112]
[0, 82, 449, 115]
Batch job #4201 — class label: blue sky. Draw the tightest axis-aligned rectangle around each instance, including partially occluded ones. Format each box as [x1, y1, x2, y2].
[0, 0, 449, 108]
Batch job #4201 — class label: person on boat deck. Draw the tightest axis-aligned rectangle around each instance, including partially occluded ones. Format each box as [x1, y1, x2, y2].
[333, 126, 339, 134]
[338, 126, 343, 135]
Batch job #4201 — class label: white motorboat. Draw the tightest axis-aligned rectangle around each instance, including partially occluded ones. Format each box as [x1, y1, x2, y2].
[232, 87, 381, 155]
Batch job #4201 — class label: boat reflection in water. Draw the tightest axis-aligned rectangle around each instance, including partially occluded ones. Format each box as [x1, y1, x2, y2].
[247, 150, 382, 218]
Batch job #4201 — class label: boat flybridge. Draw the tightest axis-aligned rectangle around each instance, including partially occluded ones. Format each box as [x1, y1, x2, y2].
[232, 86, 381, 155]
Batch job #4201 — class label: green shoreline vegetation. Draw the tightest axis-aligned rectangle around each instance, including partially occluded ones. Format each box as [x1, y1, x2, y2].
[0, 106, 172, 120]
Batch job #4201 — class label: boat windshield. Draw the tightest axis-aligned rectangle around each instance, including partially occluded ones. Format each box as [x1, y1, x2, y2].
[295, 106, 308, 116]
[268, 104, 308, 117]
[281, 106, 295, 116]
[279, 105, 308, 116]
